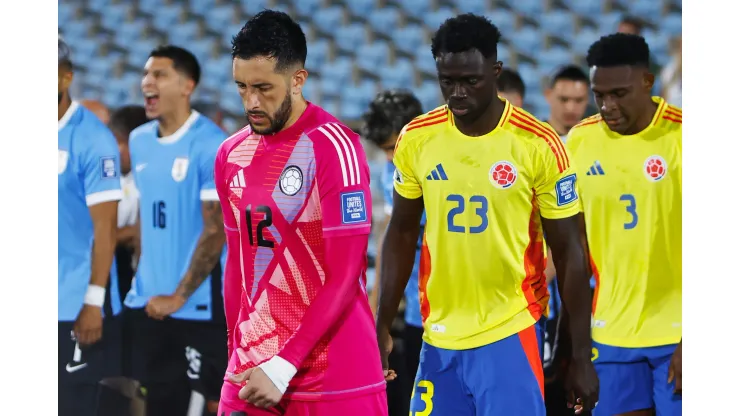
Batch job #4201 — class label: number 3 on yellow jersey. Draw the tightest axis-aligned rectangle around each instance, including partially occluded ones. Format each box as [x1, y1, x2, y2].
[410, 380, 435, 416]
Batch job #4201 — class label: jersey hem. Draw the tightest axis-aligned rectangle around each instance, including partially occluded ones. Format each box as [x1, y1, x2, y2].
[86, 189, 124, 206]
[422, 311, 536, 350]
[592, 334, 682, 349]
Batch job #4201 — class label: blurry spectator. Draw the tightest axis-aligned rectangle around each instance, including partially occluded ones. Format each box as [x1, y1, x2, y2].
[361, 89, 424, 416]
[108, 105, 149, 385]
[108, 105, 149, 301]
[617, 15, 662, 74]
[81, 99, 111, 124]
[126, 45, 228, 416]
[192, 100, 225, 130]
[660, 36, 682, 106]
[497, 68, 525, 107]
[544, 65, 590, 140]
[616, 15, 645, 36]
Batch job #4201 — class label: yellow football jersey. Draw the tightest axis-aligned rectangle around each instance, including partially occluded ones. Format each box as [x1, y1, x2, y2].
[393, 100, 581, 350]
[566, 97, 682, 348]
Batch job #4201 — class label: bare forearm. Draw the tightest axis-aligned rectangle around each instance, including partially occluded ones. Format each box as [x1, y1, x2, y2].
[91, 223, 117, 288]
[555, 247, 592, 359]
[175, 230, 225, 299]
[175, 200, 225, 299]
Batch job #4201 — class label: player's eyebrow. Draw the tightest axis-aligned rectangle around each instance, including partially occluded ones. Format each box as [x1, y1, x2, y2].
[592, 85, 632, 94]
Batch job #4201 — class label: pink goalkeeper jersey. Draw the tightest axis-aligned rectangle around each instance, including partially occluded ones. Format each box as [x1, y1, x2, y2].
[215, 102, 385, 401]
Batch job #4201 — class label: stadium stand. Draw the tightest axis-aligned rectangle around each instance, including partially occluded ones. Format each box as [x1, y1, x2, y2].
[59, 0, 681, 131]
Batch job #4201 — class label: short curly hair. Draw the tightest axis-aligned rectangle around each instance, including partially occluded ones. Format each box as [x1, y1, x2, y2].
[587, 33, 650, 68]
[360, 90, 423, 147]
[431, 13, 502, 60]
[231, 10, 307, 71]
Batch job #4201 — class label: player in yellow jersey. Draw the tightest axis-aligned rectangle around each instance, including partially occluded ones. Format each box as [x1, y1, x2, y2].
[375, 14, 598, 416]
[566, 33, 682, 416]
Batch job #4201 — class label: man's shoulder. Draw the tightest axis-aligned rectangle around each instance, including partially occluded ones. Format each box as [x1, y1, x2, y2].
[398, 105, 449, 145]
[129, 120, 159, 145]
[566, 114, 605, 152]
[217, 125, 253, 161]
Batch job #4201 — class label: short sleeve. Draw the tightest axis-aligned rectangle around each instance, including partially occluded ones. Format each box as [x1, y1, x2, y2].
[534, 143, 581, 220]
[392, 129, 422, 200]
[80, 125, 123, 206]
[214, 139, 239, 231]
[312, 123, 372, 238]
[197, 126, 227, 202]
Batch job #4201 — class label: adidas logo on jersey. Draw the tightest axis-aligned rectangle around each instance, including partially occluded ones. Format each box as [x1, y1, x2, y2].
[230, 170, 246, 189]
[426, 163, 448, 181]
[586, 161, 605, 176]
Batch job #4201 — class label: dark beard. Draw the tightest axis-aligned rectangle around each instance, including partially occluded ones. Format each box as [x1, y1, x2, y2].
[58, 92, 63, 105]
[246, 92, 292, 135]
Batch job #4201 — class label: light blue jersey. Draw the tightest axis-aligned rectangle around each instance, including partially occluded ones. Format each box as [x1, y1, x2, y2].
[125, 111, 227, 321]
[382, 161, 424, 328]
[58, 101, 123, 322]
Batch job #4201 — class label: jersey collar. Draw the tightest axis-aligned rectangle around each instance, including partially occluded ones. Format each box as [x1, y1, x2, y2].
[157, 110, 200, 144]
[58, 100, 80, 131]
[602, 96, 667, 138]
[448, 97, 512, 138]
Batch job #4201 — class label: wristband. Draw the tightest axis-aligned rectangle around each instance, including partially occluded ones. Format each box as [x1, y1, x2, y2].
[258, 355, 298, 394]
[83, 285, 106, 307]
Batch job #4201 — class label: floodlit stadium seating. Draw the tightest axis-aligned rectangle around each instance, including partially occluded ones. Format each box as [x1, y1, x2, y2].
[59, 0, 681, 126]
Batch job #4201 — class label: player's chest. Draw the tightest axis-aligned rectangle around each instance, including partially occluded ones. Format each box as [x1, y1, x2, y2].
[574, 138, 680, 201]
[416, 140, 536, 202]
[134, 147, 196, 193]
[225, 139, 316, 226]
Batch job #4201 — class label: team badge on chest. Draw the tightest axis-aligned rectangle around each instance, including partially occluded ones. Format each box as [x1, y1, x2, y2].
[171, 157, 189, 182]
[643, 155, 667, 182]
[489, 161, 518, 189]
[279, 165, 303, 196]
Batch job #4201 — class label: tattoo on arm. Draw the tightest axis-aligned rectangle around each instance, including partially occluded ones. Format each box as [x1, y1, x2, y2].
[175, 201, 226, 299]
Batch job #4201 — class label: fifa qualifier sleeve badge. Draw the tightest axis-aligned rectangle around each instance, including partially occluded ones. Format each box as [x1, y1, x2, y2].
[555, 174, 578, 206]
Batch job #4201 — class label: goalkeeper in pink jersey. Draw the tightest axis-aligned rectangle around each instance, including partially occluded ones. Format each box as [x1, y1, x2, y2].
[214, 10, 388, 416]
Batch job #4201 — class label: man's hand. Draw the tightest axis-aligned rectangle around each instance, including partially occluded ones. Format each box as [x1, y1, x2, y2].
[145, 294, 186, 320]
[377, 326, 397, 382]
[668, 341, 682, 394]
[229, 368, 283, 409]
[564, 357, 600, 415]
[74, 305, 103, 346]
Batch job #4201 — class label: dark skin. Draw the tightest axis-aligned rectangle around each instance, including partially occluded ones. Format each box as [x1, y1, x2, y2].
[590, 65, 658, 136]
[584, 64, 681, 416]
[377, 49, 598, 414]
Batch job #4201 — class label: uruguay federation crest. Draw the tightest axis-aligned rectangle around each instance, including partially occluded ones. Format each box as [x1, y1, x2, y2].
[171, 157, 189, 182]
[643, 155, 667, 182]
[279, 165, 303, 196]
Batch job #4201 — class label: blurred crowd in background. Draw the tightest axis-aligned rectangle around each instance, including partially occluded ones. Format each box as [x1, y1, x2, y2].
[59, 0, 682, 263]
[59, 1, 681, 415]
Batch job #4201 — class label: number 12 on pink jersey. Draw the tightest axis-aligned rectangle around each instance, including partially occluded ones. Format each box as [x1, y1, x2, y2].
[245, 205, 274, 248]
